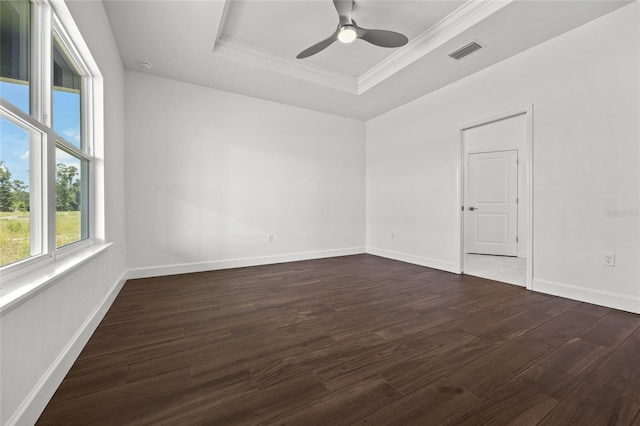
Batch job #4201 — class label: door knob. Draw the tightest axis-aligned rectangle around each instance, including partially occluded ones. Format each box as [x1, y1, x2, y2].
[469, 207, 478, 211]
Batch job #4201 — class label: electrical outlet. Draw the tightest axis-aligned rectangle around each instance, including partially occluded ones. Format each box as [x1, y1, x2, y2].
[603, 252, 615, 267]
[268, 234, 274, 243]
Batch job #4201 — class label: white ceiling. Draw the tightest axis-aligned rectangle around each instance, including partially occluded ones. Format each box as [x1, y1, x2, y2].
[221, 1, 466, 77]
[103, 0, 632, 120]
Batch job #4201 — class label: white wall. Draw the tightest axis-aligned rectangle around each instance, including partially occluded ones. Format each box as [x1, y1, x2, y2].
[0, 2, 127, 425]
[125, 72, 365, 277]
[366, 3, 640, 312]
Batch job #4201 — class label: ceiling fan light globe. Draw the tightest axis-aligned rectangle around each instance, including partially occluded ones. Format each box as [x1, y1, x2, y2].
[338, 25, 357, 43]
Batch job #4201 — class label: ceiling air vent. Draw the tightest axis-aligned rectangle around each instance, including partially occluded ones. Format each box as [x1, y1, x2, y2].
[448, 41, 483, 60]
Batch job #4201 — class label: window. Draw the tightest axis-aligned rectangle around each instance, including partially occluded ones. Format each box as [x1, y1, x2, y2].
[0, 116, 42, 266]
[1, 0, 98, 271]
[56, 146, 88, 248]
[0, 0, 30, 114]
[53, 35, 81, 148]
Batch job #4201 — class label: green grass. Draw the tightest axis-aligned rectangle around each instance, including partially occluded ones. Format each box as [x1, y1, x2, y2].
[55, 211, 82, 248]
[0, 211, 81, 267]
[0, 211, 31, 267]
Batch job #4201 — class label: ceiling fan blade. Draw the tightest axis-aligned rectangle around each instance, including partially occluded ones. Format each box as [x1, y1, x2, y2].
[296, 31, 339, 59]
[333, 0, 354, 25]
[359, 28, 408, 48]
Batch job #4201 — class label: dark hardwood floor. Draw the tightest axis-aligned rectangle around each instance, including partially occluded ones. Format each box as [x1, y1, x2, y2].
[37, 254, 640, 425]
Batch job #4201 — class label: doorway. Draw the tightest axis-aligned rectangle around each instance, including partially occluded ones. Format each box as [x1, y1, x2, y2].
[459, 110, 532, 288]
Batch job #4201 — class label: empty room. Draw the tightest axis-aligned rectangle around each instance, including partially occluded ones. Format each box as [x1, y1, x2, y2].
[1, 0, 639, 424]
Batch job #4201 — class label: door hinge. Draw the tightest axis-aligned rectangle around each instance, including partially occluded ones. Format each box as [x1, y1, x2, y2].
[516, 158, 519, 165]
[516, 197, 519, 204]
[461, 206, 464, 211]
[516, 236, 519, 242]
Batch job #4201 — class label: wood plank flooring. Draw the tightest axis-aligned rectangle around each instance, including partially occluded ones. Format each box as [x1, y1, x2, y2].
[37, 254, 640, 425]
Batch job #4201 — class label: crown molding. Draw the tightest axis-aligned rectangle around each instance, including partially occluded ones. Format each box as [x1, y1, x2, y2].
[214, 0, 232, 43]
[213, 36, 358, 94]
[357, 0, 513, 94]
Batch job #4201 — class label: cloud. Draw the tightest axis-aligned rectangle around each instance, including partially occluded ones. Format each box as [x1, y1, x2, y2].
[56, 149, 82, 172]
[20, 150, 29, 161]
[62, 128, 81, 144]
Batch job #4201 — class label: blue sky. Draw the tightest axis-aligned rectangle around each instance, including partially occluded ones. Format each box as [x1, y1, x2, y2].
[1, 81, 81, 187]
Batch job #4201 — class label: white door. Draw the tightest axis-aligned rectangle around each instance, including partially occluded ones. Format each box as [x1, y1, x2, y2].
[465, 150, 518, 256]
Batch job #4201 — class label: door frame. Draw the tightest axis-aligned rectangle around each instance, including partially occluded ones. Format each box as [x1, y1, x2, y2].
[457, 106, 534, 290]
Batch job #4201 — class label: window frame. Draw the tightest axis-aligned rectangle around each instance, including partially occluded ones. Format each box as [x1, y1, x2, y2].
[0, 0, 100, 278]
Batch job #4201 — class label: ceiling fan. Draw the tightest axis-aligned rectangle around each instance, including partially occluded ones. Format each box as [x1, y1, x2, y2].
[296, 0, 409, 59]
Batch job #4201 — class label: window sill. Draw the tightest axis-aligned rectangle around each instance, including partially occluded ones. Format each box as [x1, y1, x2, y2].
[0, 242, 113, 315]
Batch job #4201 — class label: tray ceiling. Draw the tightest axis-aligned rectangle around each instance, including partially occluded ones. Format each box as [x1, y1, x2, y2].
[103, 0, 633, 120]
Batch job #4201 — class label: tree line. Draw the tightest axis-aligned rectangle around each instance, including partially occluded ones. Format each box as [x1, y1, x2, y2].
[0, 161, 81, 212]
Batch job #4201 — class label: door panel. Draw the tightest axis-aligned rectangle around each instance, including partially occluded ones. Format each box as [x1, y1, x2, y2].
[476, 157, 509, 203]
[466, 150, 518, 256]
[476, 214, 509, 243]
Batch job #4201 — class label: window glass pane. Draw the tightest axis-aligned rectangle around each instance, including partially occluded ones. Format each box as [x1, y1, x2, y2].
[53, 37, 81, 148]
[56, 147, 88, 248]
[0, 116, 33, 266]
[0, 0, 30, 114]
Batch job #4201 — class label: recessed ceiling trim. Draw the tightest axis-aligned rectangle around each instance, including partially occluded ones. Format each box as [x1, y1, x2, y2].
[214, 0, 232, 43]
[214, 36, 358, 94]
[212, 0, 513, 96]
[357, 0, 513, 94]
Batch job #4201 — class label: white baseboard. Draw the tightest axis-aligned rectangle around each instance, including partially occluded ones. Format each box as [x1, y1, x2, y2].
[126, 247, 366, 280]
[8, 271, 127, 426]
[533, 278, 640, 314]
[366, 247, 458, 274]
